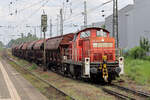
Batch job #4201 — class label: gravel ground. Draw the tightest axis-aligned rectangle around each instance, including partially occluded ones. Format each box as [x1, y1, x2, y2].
[32, 68, 116, 100]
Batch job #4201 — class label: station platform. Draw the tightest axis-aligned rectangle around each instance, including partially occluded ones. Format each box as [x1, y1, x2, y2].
[0, 60, 48, 100]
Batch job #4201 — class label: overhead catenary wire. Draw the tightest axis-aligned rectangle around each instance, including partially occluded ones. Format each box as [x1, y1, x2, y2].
[7, 0, 113, 37]
[60, 0, 113, 30]
[54, 0, 113, 35]
[8, 0, 124, 39]
[15, 0, 49, 28]
[10, 0, 46, 15]
[64, 0, 113, 23]
[64, 0, 129, 25]
[12, 0, 112, 29]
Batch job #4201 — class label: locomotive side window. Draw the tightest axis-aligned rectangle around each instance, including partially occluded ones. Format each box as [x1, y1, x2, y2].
[80, 31, 90, 38]
[97, 30, 107, 37]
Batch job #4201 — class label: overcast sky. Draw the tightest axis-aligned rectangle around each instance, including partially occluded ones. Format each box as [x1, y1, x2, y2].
[0, 0, 133, 45]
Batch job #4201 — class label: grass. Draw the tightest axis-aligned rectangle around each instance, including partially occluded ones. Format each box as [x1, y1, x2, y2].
[0, 47, 3, 51]
[28, 63, 37, 71]
[124, 57, 150, 85]
[41, 74, 50, 79]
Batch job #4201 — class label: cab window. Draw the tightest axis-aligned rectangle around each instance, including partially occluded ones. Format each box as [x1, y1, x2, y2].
[96, 30, 107, 37]
[80, 31, 90, 38]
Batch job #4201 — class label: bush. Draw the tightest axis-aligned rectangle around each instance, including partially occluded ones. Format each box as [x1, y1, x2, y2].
[140, 37, 150, 52]
[28, 63, 37, 70]
[143, 56, 150, 61]
[122, 48, 129, 57]
[129, 46, 146, 59]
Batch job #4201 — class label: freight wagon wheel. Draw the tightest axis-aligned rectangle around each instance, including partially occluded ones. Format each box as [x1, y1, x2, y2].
[47, 63, 52, 70]
[36, 60, 39, 65]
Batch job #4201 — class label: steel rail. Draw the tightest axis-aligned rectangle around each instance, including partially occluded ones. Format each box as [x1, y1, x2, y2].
[112, 84, 150, 98]
[102, 87, 135, 100]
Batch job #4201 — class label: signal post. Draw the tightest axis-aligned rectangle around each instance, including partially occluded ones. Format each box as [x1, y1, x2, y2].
[41, 12, 47, 71]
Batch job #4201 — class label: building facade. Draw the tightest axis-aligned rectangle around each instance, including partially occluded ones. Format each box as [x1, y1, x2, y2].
[106, 0, 150, 49]
[105, 5, 134, 48]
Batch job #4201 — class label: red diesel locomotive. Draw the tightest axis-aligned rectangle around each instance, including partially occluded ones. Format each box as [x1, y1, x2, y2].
[12, 27, 121, 83]
[59, 27, 120, 82]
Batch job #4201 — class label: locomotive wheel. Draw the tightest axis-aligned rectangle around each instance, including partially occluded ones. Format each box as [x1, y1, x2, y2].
[90, 74, 96, 83]
[108, 79, 112, 84]
[48, 64, 52, 70]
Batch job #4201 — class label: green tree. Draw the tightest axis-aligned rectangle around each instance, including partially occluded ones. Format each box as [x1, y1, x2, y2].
[101, 24, 106, 29]
[129, 46, 146, 59]
[140, 37, 150, 52]
[27, 32, 32, 38]
[128, 37, 150, 59]
[0, 41, 4, 48]
[7, 33, 39, 48]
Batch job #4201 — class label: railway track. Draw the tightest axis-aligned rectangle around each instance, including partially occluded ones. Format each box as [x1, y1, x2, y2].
[112, 84, 150, 98]
[3, 52, 76, 100]
[102, 87, 135, 100]
[101, 84, 150, 100]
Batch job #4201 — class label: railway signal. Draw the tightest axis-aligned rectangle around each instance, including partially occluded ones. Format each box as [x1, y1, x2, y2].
[41, 14, 47, 32]
[49, 19, 52, 37]
[41, 11, 47, 71]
